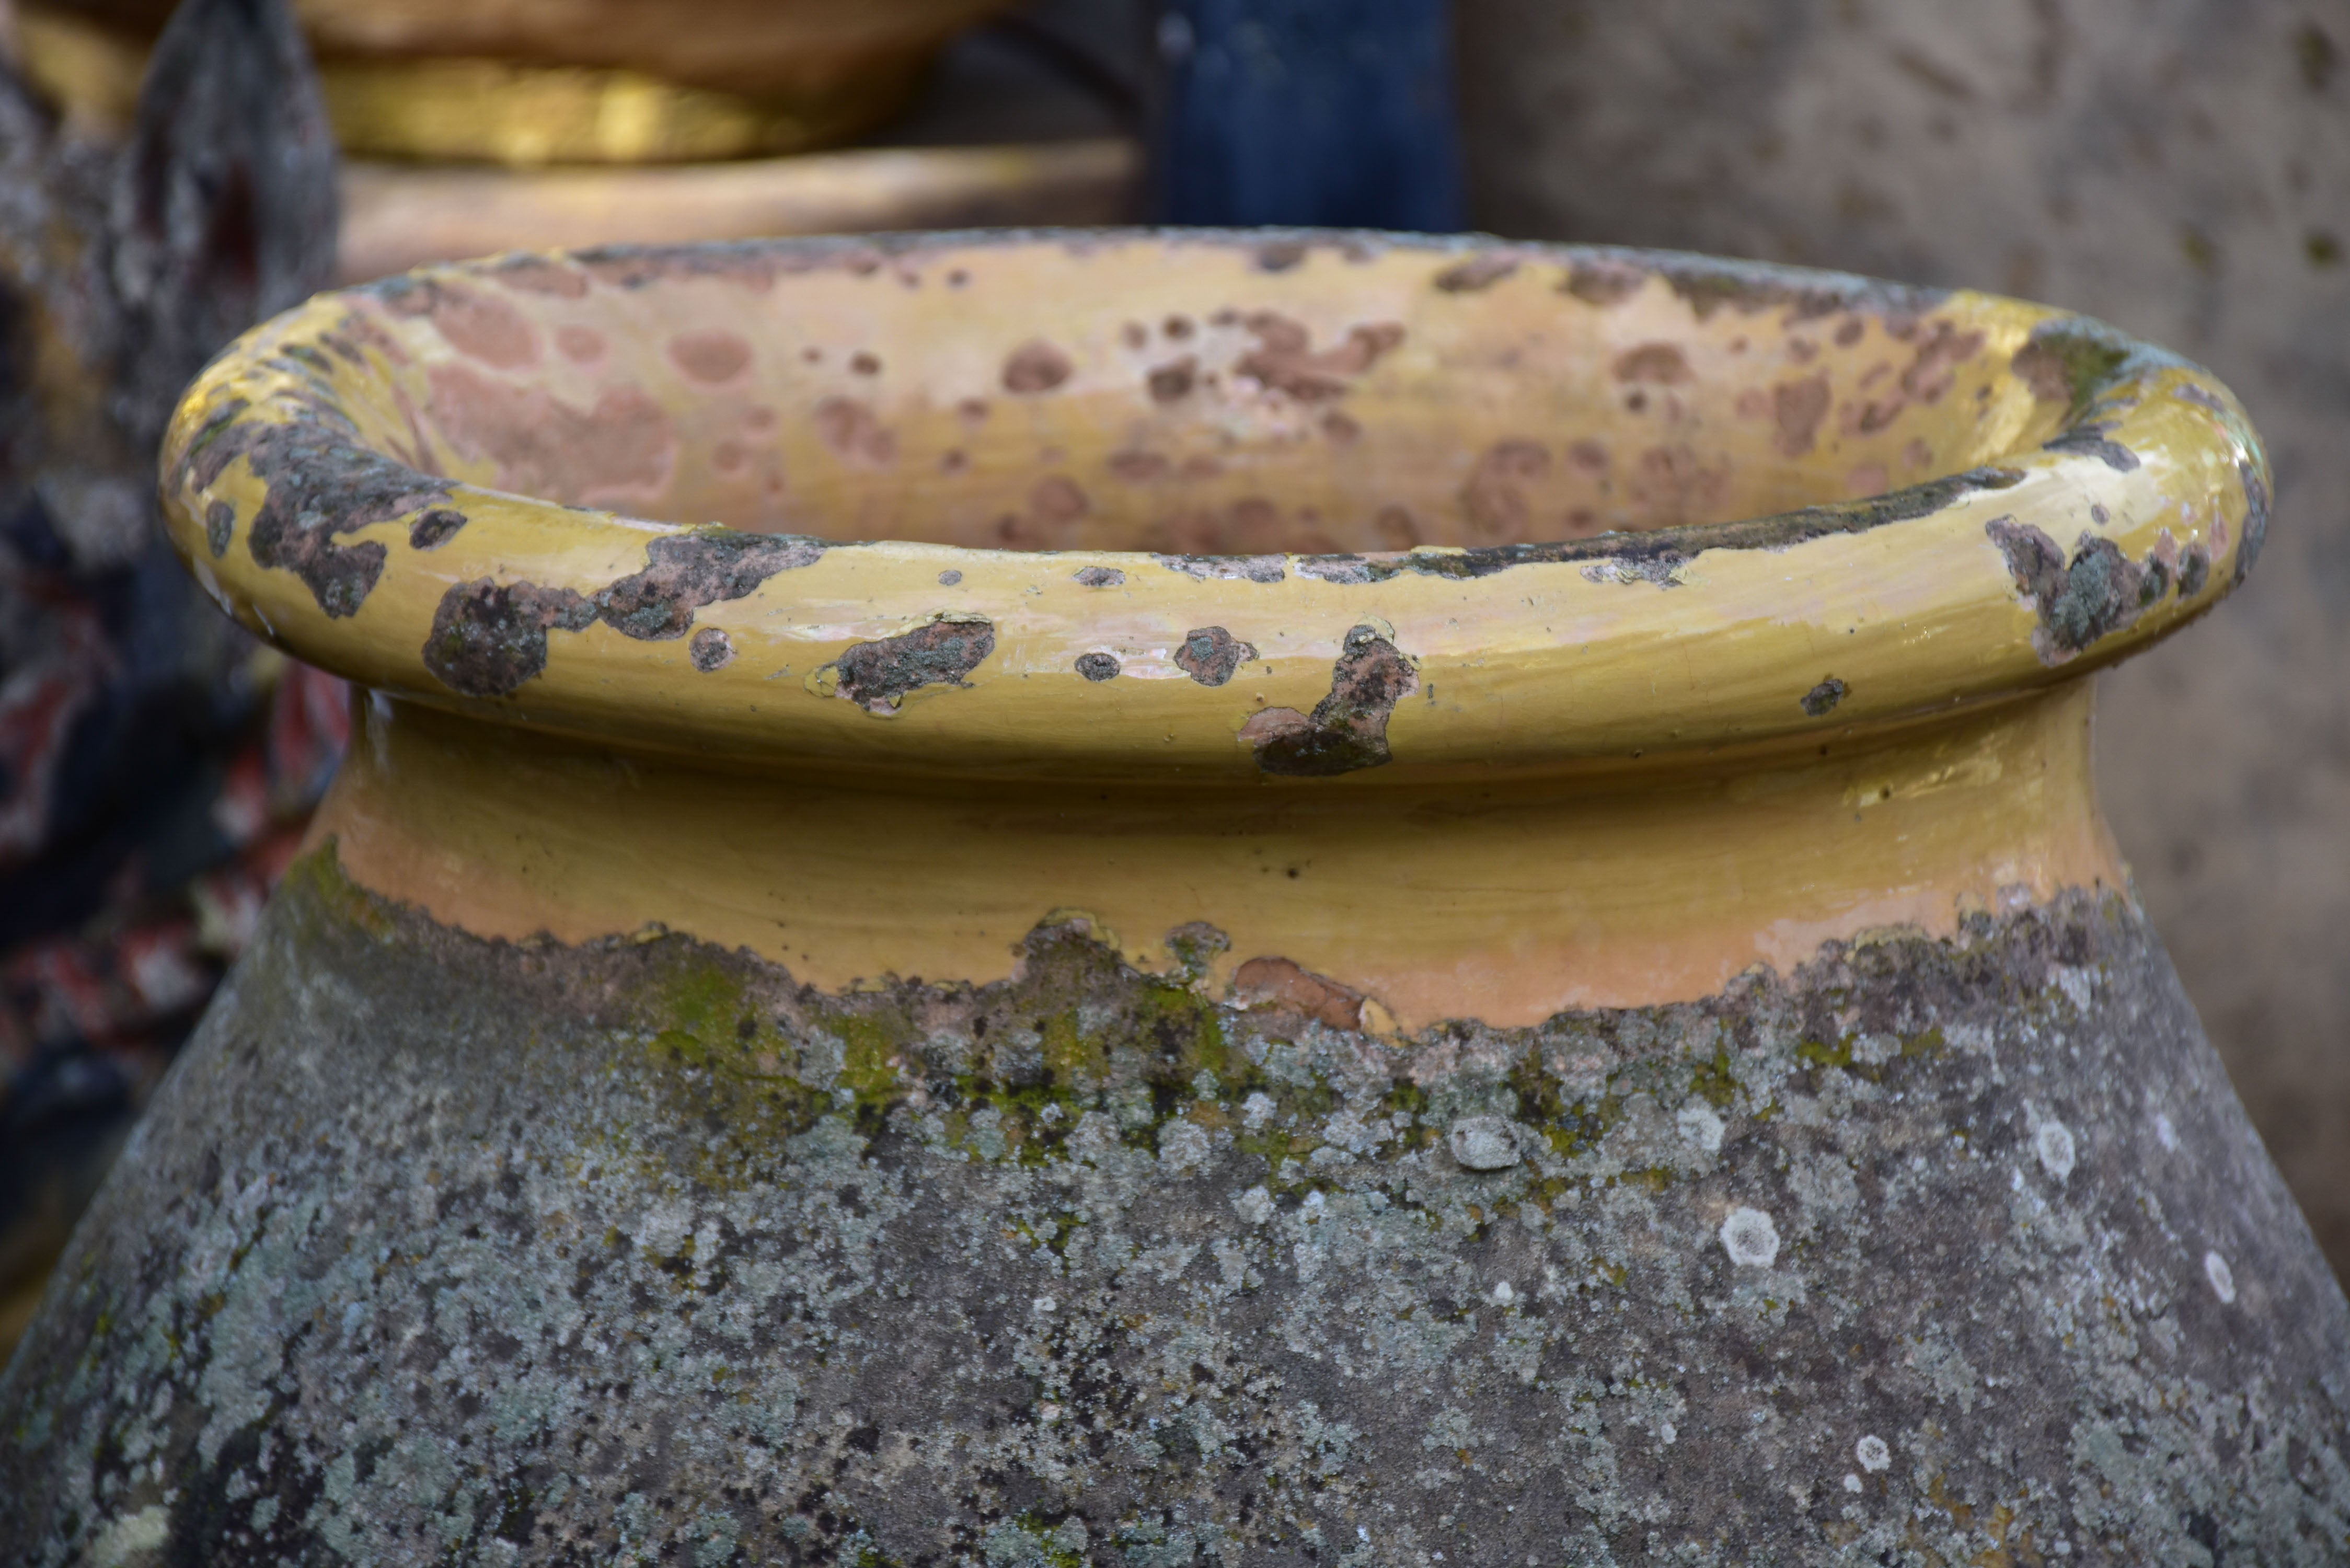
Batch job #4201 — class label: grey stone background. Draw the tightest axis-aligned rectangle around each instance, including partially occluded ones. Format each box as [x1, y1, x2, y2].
[1455, 0, 2350, 1275]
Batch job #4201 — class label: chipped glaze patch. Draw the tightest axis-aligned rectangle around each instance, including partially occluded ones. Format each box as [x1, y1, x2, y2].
[423, 579, 594, 697]
[1801, 676, 1848, 717]
[594, 532, 823, 642]
[1241, 624, 1418, 777]
[407, 507, 465, 550]
[1986, 517, 2186, 664]
[1173, 625, 1257, 687]
[814, 616, 997, 715]
[416, 532, 823, 698]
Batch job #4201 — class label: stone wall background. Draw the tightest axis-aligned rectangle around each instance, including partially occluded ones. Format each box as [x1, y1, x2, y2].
[1455, 0, 2350, 1277]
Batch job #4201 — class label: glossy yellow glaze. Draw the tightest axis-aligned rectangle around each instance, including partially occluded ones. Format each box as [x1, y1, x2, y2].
[314, 56, 924, 166]
[322, 683, 2118, 1027]
[160, 232, 2267, 1022]
[17, 0, 1009, 163]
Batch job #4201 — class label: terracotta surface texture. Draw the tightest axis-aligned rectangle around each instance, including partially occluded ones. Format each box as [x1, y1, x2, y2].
[1456, 0, 2350, 1279]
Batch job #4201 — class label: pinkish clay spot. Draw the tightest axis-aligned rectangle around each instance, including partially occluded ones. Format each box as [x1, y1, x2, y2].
[425, 363, 674, 506]
[1031, 476, 1090, 525]
[1003, 340, 1074, 394]
[431, 286, 538, 369]
[556, 325, 605, 364]
[671, 331, 753, 385]
[813, 397, 895, 465]
[1847, 462, 1891, 497]
[1611, 343, 1694, 385]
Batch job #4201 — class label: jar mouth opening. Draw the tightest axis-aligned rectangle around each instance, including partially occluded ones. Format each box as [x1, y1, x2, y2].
[333, 231, 2063, 557]
[161, 229, 2265, 781]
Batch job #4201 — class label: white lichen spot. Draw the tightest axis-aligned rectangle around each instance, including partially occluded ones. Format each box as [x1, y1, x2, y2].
[92, 1505, 170, 1568]
[1448, 1116, 1520, 1171]
[2205, 1250, 2238, 1304]
[2155, 1112, 2179, 1151]
[1490, 1281, 1515, 1306]
[1321, 1108, 1385, 1156]
[1232, 1185, 1273, 1226]
[2035, 1119, 2077, 1181]
[1159, 1118, 1210, 1173]
[1720, 1206, 1780, 1268]
[1906, 1329, 1980, 1412]
[1676, 1102, 1726, 1152]
[1031, 1295, 1057, 1315]
[2054, 964, 2096, 1012]
[632, 1200, 695, 1258]
[1842, 1473, 1863, 1494]
[1659, 1420, 1677, 1445]
[1241, 1091, 1276, 1131]
[796, 1029, 847, 1093]
[1856, 1434, 1892, 1472]
[1945, 1022, 1995, 1057]
[1067, 1109, 1120, 1163]
[1852, 1033, 1899, 1066]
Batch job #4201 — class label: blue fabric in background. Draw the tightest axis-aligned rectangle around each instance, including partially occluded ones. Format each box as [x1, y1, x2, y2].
[1151, 0, 1464, 230]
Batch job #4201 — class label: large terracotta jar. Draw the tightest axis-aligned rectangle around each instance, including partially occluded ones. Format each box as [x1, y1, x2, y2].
[4, 233, 2342, 1564]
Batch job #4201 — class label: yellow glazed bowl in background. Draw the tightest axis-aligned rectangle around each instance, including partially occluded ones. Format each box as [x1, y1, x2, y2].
[19, 0, 1016, 162]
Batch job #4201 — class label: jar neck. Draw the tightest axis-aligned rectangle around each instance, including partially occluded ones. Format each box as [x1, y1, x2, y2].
[315, 682, 2121, 1030]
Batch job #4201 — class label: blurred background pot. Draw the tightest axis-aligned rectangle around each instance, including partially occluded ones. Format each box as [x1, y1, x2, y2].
[17, 0, 1020, 162]
[10, 0, 1142, 284]
[2, 230, 2341, 1563]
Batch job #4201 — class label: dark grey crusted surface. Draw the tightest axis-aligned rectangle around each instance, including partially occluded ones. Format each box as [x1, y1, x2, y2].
[4, 857, 2347, 1565]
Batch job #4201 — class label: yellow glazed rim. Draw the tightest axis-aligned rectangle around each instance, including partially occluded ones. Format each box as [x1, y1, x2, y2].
[158, 229, 2271, 787]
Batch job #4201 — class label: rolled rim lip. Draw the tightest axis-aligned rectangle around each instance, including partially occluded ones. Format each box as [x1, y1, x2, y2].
[158, 227, 2271, 785]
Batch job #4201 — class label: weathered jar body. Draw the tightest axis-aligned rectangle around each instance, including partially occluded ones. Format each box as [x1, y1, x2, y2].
[4, 233, 2344, 1565]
